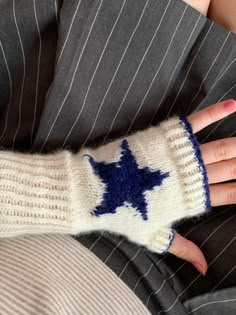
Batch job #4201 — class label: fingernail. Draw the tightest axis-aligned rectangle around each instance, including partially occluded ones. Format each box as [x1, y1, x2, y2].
[224, 99, 236, 112]
[193, 263, 207, 276]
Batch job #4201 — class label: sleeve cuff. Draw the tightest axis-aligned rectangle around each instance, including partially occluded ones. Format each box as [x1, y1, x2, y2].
[160, 116, 211, 218]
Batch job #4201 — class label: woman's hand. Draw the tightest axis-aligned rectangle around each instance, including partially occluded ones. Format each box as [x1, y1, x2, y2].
[168, 99, 236, 275]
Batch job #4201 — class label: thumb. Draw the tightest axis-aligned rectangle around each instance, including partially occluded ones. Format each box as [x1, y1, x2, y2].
[168, 232, 208, 276]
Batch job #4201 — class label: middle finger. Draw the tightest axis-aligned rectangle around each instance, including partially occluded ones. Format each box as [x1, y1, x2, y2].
[210, 182, 236, 206]
[207, 157, 236, 184]
[201, 137, 236, 164]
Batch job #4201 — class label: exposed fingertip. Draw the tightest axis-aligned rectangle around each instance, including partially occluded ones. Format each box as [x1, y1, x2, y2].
[224, 99, 236, 113]
[193, 262, 207, 276]
[193, 261, 208, 276]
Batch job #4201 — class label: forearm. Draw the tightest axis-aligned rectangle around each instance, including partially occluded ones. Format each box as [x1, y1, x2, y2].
[0, 116, 209, 253]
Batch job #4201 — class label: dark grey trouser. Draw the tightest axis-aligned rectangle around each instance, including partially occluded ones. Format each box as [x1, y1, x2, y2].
[184, 287, 236, 314]
[0, 0, 235, 314]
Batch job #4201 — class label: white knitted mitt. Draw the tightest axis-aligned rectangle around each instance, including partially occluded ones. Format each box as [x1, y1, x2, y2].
[0, 116, 210, 254]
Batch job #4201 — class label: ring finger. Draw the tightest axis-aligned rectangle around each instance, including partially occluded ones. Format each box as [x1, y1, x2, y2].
[210, 182, 236, 206]
[200, 137, 236, 165]
[207, 158, 236, 184]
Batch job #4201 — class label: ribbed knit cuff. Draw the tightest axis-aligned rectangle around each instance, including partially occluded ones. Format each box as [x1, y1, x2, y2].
[0, 151, 73, 237]
[148, 227, 176, 254]
[160, 116, 211, 218]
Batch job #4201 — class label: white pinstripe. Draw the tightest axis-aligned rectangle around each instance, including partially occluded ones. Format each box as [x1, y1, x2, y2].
[40, 0, 103, 152]
[12, 0, 26, 149]
[106, 4, 188, 143]
[42, 0, 81, 107]
[0, 40, 12, 143]
[133, 262, 154, 292]
[41, 0, 81, 111]
[229, 130, 236, 137]
[81, 0, 153, 148]
[202, 81, 236, 143]
[205, 58, 236, 99]
[168, 22, 214, 116]
[211, 265, 236, 292]
[89, 231, 105, 250]
[146, 211, 236, 308]
[149, 12, 202, 122]
[186, 298, 236, 315]
[43, 0, 62, 105]
[55, 0, 59, 26]
[217, 82, 236, 102]
[102, 0, 171, 141]
[80, 0, 150, 147]
[63, 0, 127, 148]
[157, 231, 236, 314]
[193, 57, 236, 114]
[57, 0, 82, 65]
[202, 117, 228, 144]
[118, 247, 143, 278]
[31, 0, 42, 145]
[186, 31, 231, 115]
[43, 0, 82, 105]
[104, 238, 124, 264]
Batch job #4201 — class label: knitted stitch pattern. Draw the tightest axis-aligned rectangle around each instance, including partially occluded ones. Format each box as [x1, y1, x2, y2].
[0, 116, 210, 253]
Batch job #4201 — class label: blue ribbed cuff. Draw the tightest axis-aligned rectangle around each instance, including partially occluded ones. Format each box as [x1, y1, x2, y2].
[179, 116, 211, 210]
[162, 228, 176, 255]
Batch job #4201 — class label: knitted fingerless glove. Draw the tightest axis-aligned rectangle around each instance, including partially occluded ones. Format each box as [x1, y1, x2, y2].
[0, 116, 211, 253]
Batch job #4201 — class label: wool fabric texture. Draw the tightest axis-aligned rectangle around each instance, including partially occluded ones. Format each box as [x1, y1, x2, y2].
[0, 116, 210, 253]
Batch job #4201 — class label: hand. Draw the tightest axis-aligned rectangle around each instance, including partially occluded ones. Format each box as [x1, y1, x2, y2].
[168, 99, 236, 275]
[182, 0, 211, 16]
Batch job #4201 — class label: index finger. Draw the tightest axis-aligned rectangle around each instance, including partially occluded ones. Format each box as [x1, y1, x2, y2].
[187, 99, 236, 133]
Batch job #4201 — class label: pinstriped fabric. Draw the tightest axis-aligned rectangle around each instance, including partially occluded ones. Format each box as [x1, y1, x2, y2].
[0, 40, 12, 143]
[12, 0, 26, 149]
[31, 0, 42, 145]
[0, 235, 150, 315]
[0, 0, 235, 314]
[0, 0, 58, 149]
[156, 221, 236, 314]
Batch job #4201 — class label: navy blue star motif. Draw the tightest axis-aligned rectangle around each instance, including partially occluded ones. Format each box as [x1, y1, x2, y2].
[84, 139, 169, 221]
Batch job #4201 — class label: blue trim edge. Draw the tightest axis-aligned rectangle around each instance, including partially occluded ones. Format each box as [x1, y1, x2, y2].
[179, 116, 211, 210]
[162, 229, 176, 254]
